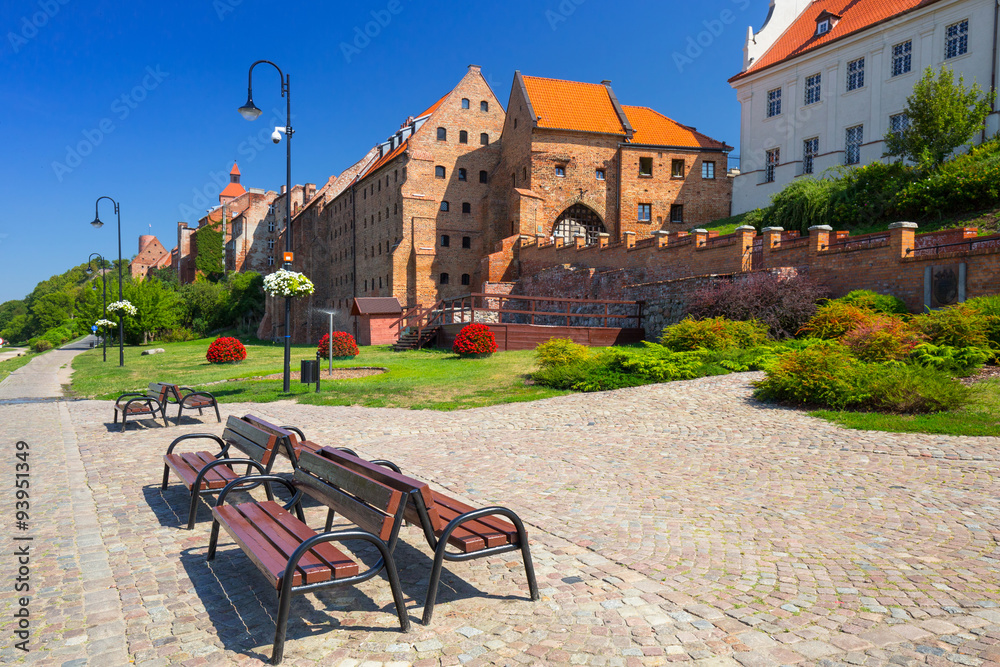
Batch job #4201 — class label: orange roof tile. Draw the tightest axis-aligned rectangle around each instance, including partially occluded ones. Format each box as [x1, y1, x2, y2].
[522, 76, 626, 135]
[623, 106, 728, 150]
[220, 182, 246, 198]
[230, 162, 240, 175]
[732, 0, 943, 81]
[417, 93, 448, 118]
[362, 138, 408, 179]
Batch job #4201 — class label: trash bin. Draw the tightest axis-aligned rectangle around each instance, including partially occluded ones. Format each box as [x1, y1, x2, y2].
[300, 359, 318, 384]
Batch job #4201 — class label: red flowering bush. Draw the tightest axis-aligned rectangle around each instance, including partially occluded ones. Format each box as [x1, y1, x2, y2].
[206, 336, 246, 364]
[318, 332, 359, 358]
[452, 324, 498, 357]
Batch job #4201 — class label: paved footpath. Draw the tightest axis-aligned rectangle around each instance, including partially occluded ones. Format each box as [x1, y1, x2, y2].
[2, 346, 1000, 666]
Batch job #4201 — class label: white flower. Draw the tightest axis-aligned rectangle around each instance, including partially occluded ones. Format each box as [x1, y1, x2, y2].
[263, 269, 315, 297]
[106, 300, 137, 316]
[94, 319, 116, 328]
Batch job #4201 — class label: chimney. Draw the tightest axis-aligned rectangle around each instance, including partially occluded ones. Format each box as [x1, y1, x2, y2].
[280, 185, 287, 195]
[305, 183, 317, 200]
[601, 80, 612, 86]
[468, 64, 481, 72]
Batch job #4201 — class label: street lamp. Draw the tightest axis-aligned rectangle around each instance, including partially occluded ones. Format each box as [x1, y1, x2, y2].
[239, 59, 294, 392]
[90, 196, 125, 367]
[87, 253, 108, 362]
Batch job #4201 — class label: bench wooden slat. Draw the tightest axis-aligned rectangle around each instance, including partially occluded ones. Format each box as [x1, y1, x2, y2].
[220, 428, 273, 465]
[256, 502, 359, 579]
[431, 492, 519, 542]
[236, 502, 332, 585]
[165, 451, 239, 490]
[298, 452, 401, 515]
[293, 469, 396, 541]
[215, 504, 311, 588]
[434, 502, 508, 551]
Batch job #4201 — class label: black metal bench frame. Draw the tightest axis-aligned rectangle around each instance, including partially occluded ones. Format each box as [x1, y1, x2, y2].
[169, 385, 221, 425]
[113, 382, 172, 431]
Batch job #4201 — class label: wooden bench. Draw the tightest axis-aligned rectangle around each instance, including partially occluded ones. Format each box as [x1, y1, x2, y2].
[113, 382, 173, 431]
[168, 385, 221, 425]
[271, 425, 358, 466]
[317, 447, 539, 624]
[162, 415, 293, 529]
[207, 449, 410, 665]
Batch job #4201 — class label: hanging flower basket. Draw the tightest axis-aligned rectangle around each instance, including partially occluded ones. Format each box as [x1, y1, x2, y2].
[94, 318, 116, 329]
[106, 300, 137, 317]
[263, 269, 315, 298]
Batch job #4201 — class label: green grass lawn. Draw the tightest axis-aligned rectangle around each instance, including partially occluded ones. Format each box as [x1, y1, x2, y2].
[810, 378, 1000, 437]
[0, 351, 37, 383]
[701, 211, 754, 236]
[70, 337, 567, 410]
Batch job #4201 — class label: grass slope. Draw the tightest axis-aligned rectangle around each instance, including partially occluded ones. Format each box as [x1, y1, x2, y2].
[0, 352, 37, 383]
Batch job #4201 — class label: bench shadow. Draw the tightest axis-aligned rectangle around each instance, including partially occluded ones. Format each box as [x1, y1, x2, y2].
[173, 414, 222, 428]
[101, 417, 169, 433]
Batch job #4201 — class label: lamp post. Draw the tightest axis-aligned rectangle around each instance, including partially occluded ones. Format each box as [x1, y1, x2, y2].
[87, 253, 108, 362]
[90, 196, 125, 367]
[238, 59, 294, 392]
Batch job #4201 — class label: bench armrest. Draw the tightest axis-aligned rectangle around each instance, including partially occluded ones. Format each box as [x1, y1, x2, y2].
[436, 506, 531, 557]
[119, 396, 164, 414]
[165, 432, 227, 456]
[115, 392, 146, 406]
[371, 459, 401, 473]
[216, 474, 303, 515]
[279, 425, 306, 442]
[180, 391, 217, 406]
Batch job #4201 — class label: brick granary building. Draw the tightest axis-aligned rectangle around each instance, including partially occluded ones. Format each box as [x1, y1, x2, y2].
[259, 66, 733, 343]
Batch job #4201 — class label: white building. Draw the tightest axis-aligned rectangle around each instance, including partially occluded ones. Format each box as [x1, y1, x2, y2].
[729, 0, 1000, 214]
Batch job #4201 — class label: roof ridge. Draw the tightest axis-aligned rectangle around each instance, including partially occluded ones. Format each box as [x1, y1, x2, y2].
[521, 74, 609, 87]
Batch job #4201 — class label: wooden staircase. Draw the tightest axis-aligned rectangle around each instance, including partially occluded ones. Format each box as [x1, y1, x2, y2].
[391, 326, 441, 351]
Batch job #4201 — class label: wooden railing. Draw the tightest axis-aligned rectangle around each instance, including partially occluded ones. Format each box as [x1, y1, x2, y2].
[433, 293, 644, 329]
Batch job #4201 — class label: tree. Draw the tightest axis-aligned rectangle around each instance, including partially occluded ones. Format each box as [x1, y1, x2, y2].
[884, 65, 995, 169]
[32, 291, 74, 331]
[194, 224, 225, 280]
[122, 278, 180, 344]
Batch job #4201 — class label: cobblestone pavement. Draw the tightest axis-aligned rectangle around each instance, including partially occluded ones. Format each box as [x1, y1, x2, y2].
[3, 353, 1000, 666]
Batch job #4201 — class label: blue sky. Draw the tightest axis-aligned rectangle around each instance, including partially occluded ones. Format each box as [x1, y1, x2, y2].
[1, 0, 761, 303]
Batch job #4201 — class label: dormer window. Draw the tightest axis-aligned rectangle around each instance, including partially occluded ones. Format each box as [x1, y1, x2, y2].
[816, 19, 830, 35]
[814, 11, 840, 36]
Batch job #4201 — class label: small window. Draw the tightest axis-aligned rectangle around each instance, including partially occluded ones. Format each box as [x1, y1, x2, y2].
[639, 157, 653, 176]
[435, 166, 446, 179]
[461, 274, 470, 286]
[892, 40, 912, 77]
[555, 165, 566, 177]
[267, 239, 274, 250]
[767, 88, 782, 117]
[462, 236, 471, 248]
[459, 130, 468, 144]
[945, 20, 969, 59]
[436, 127, 447, 141]
[845, 125, 863, 165]
[440, 201, 450, 212]
[702, 161, 715, 179]
[479, 170, 488, 184]
[596, 169, 606, 180]
[522, 167, 527, 181]
[440, 273, 449, 284]
[441, 234, 450, 247]
[268, 204, 275, 215]
[458, 168, 467, 181]
[461, 98, 470, 109]
[670, 204, 683, 224]
[889, 113, 910, 137]
[268, 221, 275, 232]
[816, 18, 830, 35]
[462, 202, 471, 214]
[803, 137, 819, 174]
[672, 159, 686, 178]
[267, 256, 274, 266]
[804, 73, 821, 105]
[637, 203, 651, 222]
[765, 148, 780, 182]
[480, 133, 489, 145]
[846, 57, 865, 91]
[480, 101, 488, 112]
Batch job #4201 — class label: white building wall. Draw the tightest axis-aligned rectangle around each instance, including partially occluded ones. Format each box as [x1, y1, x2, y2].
[731, 0, 999, 214]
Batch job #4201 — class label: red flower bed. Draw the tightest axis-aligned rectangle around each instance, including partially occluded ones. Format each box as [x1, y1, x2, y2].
[318, 332, 359, 358]
[206, 336, 246, 364]
[452, 324, 498, 357]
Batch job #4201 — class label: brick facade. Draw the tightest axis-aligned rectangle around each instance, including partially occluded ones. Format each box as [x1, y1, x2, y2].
[130, 235, 172, 279]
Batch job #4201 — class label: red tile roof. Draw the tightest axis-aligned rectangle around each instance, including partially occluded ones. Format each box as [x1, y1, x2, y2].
[522, 76, 627, 136]
[220, 182, 246, 198]
[623, 106, 729, 150]
[363, 138, 409, 177]
[417, 93, 448, 119]
[732, 0, 943, 81]
[230, 162, 240, 175]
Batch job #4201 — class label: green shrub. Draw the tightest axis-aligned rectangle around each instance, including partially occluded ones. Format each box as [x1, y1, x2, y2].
[535, 338, 592, 368]
[763, 176, 842, 233]
[798, 303, 873, 339]
[660, 317, 769, 352]
[863, 364, 971, 413]
[835, 290, 909, 315]
[160, 327, 196, 343]
[828, 162, 918, 227]
[909, 343, 990, 375]
[965, 295, 1000, 351]
[533, 343, 715, 392]
[841, 315, 925, 362]
[913, 303, 992, 350]
[893, 138, 1000, 219]
[32, 339, 53, 352]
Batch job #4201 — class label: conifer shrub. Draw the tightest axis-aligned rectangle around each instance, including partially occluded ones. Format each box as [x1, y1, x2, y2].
[206, 336, 246, 364]
[660, 317, 768, 352]
[318, 332, 359, 359]
[841, 315, 925, 362]
[452, 324, 497, 357]
[909, 343, 990, 375]
[834, 290, 909, 315]
[535, 338, 591, 368]
[913, 303, 992, 351]
[798, 303, 874, 340]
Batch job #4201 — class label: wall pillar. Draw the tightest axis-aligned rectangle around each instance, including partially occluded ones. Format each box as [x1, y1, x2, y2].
[692, 228, 708, 248]
[655, 230, 670, 249]
[735, 225, 756, 271]
[573, 233, 587, 249]
[889, 221, 918, 258]
[598, 232, 610, 249]
[808, 225, 832, 253]
[624, 231, 636, 249]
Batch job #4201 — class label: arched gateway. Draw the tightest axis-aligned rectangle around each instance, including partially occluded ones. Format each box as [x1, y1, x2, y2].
[552, 203, 607, 245]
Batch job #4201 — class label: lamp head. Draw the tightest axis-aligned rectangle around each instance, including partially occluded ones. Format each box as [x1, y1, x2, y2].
[91, 216, 104, 229]
[238, 93, 263, 121]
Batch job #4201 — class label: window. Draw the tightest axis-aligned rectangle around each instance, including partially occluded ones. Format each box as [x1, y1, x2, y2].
[267, 239, 274, 250]
[765, 148, 780, 183]
[462, 202, 471, 214]
[267, 256, 274, 266]
[435, 166, 446, 179]
[555, 165, 566, 177]
[462, 236, 471, 248]
[268, 204, 275, 215]
[440, 201, 450, 212]
[522, 167, 527, 181]
[596, 169, 606, 180]
[458, 168, 467, 181]
[845, 125, 863, 165]
[639, 157, 653, 176]
[461, 274, 470, 286]
[816, 18, 830, 35]
[889, 113, 910, 137]
[702, 161, 715, 179]
[459, 130, 468, 144]
[891, 40, 912, 77]
[637, 203, 651, 222]
[803, 137, 819, 175]
[846, 57, 865, 91]
[480, 133, 489, 145]
[436, 127, 447, 141]
[439, 273, 449, 284]
[805, 73, 821, 105]
[267, 220, 275, 232]
[672, 159, 686, 178]
[767, 88, 782, 117]
[461, 98, 470, 109]
[480, 101, 488, 112]
[479, 170, 488, 184]
[670, 204, 684, 224]
[441, 235, 450, 247]
[946, 20, 969, 59]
